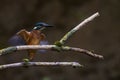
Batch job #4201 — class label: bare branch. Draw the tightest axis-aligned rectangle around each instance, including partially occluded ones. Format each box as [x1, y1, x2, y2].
[0, 45, 103, 59]
[67, 47, 103, 59]
[59, 12, 100, 45]
[0, 62, 83, 70]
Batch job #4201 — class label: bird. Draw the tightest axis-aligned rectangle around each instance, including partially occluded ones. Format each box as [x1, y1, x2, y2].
[9, 22, 53, 60]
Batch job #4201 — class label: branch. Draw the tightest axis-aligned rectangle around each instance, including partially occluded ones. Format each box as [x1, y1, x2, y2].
[0, 62, 83, 70]
[0, 45, 103, 59]
[0, 12, 103, 69]
[59, 12, 99, 45]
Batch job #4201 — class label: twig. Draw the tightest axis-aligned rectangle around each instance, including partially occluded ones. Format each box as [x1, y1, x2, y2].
[0, 62, 83, 70]
[59, 12, 99, 45]
[0, 45, 103, 59]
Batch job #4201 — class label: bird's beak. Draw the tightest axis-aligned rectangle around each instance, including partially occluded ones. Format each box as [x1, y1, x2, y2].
[40, 25, 53, 31]
[39, 27, 46, 31]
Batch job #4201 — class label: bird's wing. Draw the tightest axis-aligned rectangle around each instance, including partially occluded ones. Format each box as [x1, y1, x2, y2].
[8, 29, 30, 46]
[8, 29, 49, 46]
[8, 35, 26, 46]
[17, 29, 30, 42]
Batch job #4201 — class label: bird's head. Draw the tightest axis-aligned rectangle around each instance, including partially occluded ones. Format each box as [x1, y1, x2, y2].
[33, 22, 53, 31]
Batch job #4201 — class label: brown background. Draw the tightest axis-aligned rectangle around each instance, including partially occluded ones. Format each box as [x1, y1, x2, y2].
[0, 0, 120, 80]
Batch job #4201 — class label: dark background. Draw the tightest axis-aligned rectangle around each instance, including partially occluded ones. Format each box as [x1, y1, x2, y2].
[0, 0, 120, 80]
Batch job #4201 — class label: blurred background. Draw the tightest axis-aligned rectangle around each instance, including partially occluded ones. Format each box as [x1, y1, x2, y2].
[0, 0, 120, 80]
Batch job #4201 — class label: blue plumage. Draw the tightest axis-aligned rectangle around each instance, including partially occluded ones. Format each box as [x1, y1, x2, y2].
[33, 22, 53, 30]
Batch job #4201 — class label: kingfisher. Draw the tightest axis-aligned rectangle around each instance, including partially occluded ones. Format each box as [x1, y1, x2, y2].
[9, 22, 53, 60]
